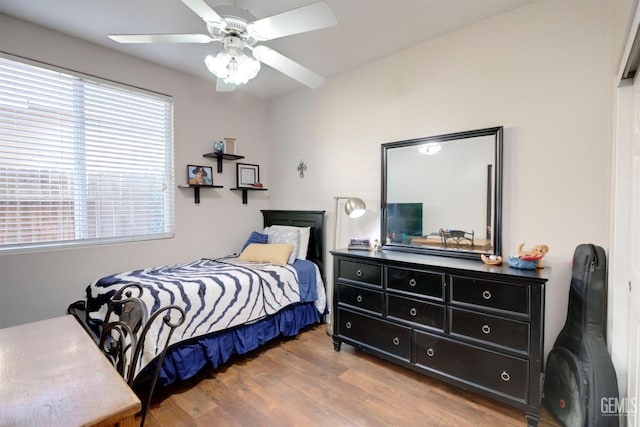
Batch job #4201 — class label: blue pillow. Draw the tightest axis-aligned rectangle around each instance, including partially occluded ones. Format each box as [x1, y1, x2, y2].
[241, 231, 268, 252]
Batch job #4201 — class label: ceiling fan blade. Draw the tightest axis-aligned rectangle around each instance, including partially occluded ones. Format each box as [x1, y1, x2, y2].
[108, 34, 213, 43]
[180, 0, 224, 24]
[253, 45, 325, 89]
[247, 1, 337, 41]
[216, 79, 236, 92]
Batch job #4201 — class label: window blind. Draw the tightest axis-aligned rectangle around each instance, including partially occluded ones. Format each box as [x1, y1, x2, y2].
[0, 54, 174, 252]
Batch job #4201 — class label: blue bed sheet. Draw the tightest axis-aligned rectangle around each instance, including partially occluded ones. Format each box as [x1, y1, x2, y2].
[291, 259, 318, 303]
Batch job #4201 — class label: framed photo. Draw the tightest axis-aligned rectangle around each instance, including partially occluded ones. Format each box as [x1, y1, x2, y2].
[236, 163, 259, 188]
[187, 164, 213, 186]
[224, 137, 236, 155]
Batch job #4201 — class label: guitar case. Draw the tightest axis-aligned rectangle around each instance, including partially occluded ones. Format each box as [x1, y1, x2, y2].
[542, 244, 619, 426]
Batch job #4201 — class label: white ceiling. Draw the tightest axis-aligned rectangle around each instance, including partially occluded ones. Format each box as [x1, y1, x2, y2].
[0, 0, 534, 99]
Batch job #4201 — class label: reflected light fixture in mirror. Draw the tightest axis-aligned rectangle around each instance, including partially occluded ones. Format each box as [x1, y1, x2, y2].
[333, 196, 367, 250]
[418, 142, 442, 156]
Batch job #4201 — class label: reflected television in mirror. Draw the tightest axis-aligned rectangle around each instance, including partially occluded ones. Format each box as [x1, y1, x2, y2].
[387, 203, 423, 243]
[381, 126, 503, 260]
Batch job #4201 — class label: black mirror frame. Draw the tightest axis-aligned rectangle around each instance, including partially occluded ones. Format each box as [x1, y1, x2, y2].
[381, 126, 503, 260]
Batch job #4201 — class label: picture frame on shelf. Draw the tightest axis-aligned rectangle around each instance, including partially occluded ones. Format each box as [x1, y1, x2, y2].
[187, 164, 214, 186]
[236, 163, 260, 188]
[224, 137, 236, 155]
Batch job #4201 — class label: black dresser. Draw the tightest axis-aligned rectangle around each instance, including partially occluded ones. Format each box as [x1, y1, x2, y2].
[331, 249, 550, 426]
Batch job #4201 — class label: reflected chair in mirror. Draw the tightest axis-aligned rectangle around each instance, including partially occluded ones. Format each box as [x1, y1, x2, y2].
[439, 228, 475, 248]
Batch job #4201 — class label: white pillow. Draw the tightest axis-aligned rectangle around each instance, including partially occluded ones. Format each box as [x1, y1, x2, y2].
[268, 225, 311, 260]
[263, 226, 299, 264]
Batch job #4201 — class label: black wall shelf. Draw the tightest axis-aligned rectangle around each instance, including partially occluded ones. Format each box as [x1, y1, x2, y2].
[230, 187, 268, 205]
[202, 152, 245, 173]
[178, 184, 223, 204]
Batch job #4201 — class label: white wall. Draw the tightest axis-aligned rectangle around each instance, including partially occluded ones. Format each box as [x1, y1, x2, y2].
[266, 0, 618, 356]
[0, 1, 629, 367]
[0, 15, 271, 328]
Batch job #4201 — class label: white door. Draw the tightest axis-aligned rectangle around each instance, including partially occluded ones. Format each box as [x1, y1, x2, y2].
[627, 67, 640, 427]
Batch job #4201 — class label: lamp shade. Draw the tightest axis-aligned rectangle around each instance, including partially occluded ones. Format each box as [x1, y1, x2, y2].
[344, 197, 366, 218]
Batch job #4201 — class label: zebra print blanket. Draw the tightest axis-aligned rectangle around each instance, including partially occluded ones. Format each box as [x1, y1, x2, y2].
[84, 257, 325, 376]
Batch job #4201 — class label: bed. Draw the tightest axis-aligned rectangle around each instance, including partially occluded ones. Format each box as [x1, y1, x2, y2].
[69, 210, 327, 389]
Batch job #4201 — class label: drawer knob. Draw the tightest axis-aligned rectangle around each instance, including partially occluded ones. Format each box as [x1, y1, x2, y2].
[500, 371, 511, 382]
[426, 348, 435, 357]
[410, 307, 417, 317]
[409, 278, 417, 287]
[356, 269, 363, 277]
[482, 290, 492, 300]
[481, 324, 491, 334]
[356, 295, 363, 303]
[345, 321, 352, 329]
[393, 337, 400, 346]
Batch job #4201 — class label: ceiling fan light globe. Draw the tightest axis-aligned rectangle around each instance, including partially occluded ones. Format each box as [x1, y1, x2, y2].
[205, 52, 230, 79]
[223, 53, 260, 85]
[239, 54, 261, 79]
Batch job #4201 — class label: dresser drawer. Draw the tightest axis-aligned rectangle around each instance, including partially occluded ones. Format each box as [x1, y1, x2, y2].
[415, 330, 528, 401]
[338, 259, 382, 287]
[387, 295, 445, 332]
[450, 275, 530, 316]
[387, 267, 444, 300]
[449, 308, 530, 353]
[337, 283, 383, 314]
[337, 308, 411, 361]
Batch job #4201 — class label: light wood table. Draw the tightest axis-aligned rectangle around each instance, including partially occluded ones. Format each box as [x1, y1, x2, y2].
[410, 236, 493, 251]
[0, 315, 141, 426]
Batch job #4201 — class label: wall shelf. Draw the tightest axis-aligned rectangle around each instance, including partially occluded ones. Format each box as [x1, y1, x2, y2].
[230, 187, 268, 205]
[202, 152, 245, 173]
[178, 184, 223, 204]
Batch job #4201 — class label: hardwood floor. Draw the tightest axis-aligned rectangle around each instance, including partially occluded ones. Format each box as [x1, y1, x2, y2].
[139, 323, 561, 426]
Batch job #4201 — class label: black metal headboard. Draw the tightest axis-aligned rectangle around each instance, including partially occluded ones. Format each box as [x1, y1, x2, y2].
[261, 210, 326, 282]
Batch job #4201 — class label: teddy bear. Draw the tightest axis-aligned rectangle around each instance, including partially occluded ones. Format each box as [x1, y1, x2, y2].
[517, 243, 549, 268]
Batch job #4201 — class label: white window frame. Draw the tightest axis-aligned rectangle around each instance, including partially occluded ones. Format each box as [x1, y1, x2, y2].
[0, 53, 175, 253]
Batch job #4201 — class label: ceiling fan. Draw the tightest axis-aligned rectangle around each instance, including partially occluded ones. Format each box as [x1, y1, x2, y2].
[108, 0, 337, 92]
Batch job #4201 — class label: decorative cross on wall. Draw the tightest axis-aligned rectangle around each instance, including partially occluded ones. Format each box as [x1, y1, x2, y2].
[297, 160, 307, 178]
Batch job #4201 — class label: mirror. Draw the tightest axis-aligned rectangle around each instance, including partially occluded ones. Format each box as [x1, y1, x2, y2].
[381, 126, 503, 260]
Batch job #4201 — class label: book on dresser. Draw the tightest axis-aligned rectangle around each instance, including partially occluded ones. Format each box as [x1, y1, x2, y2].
[330, 248, 550, 427]
[348, 238, 371, 251]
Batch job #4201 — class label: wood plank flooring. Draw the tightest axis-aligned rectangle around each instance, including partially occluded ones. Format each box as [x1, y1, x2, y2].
[139, 323, 561, 426]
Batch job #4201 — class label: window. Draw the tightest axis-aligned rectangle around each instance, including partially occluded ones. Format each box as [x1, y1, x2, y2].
[0, 54, 174, 252]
